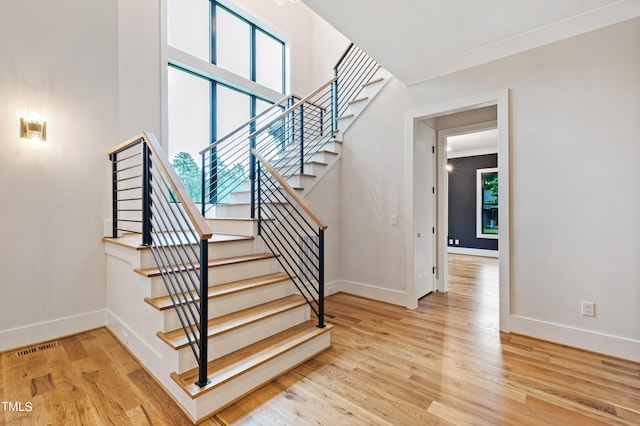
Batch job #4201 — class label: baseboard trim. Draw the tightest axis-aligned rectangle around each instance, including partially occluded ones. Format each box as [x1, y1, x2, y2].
[104, 309, 164, 363]
[0, 309, 107, 353]
[447, 247, 499, 257]
[338, 280, 407, 306]
[510, 315, 640, 362]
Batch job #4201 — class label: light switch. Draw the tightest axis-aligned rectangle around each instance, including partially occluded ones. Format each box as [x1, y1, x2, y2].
[391, 215, 398, 226]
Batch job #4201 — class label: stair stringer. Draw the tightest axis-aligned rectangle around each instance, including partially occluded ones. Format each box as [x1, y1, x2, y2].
[336, 67, 392, 135]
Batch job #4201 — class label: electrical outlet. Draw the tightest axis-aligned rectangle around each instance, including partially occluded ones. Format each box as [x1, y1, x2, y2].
[455, 239, 460, 245]
[449, 239, 454, 245]
[391, 215, 398, 226]
[581, 301, 595, 317]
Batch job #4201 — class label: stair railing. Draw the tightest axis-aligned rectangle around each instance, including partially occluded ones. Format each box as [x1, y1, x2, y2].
[252, 149, 327, 328]
[108, 132, 213, 388]
[333, 42, 381, 119]
[199, 77, 338, 218]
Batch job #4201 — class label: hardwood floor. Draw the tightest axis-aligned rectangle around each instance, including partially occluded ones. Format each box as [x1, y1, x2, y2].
[2, 254, 639, 425]
[214, 254, 640, 425]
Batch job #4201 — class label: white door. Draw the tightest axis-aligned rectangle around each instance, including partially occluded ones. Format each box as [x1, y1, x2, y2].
[414, 121, 436, 299]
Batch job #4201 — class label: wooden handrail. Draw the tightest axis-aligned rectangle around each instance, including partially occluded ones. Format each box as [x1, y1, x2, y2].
[249, 77, 337, 140]
[199, 94, 292, 155]
[252, 149, 328, 230]
[334, 42, 354, 70]
[108, 132, 213, 240]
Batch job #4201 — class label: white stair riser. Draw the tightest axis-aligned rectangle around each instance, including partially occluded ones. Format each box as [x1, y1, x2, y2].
[285, 174, 316, 188]
[346, 98, 368, 116]
[138, 239, 255, 269]
[176, 304, 311, 373]
[148, 257, 281, 297]
[276, 162, 324, 177]
[191, 331, 331, 422]
[279, 141, 342, 160]
[206, 218, 257, 237]
[212, 203, 251, 218]
[161, 279, 295, 332]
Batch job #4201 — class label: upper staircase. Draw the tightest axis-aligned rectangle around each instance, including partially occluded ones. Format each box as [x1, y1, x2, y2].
[103, 43, 388, 423]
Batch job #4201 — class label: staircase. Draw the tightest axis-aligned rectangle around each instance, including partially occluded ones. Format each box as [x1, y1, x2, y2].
[105, 221, 331, 422]
[103, 43, 387, 423]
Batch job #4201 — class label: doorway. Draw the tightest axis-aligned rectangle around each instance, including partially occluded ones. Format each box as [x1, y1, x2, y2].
[440, 121, 499, 295]
[406, 90, 510, 332]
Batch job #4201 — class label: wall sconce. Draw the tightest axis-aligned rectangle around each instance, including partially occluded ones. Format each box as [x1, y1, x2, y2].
[20, 118, 47, 142]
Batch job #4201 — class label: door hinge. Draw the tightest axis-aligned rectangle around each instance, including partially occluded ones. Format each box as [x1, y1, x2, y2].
[432, 227, 435, 234]
[432, 186, 435, 194]
[432, 146, 435, 154]
[432, 266, 437, 274]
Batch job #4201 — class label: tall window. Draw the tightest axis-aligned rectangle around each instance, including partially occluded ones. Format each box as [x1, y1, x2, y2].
[166, 0, 285, 198]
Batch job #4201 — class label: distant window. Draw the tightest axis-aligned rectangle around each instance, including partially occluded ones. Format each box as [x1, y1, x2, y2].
[477, 168, 498, 239]
[166, 0, 286, 196]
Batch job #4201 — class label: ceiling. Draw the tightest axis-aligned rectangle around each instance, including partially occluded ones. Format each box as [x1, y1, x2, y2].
[447, 129, 497, 158]
[303, 0, 640, 85]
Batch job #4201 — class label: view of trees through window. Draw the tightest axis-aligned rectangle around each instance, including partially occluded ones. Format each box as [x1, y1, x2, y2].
[478, 168, 498, 237]
[167, 0, 285, 204]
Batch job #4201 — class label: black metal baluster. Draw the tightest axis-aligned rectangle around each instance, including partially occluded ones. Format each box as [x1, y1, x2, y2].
[317, 229, 325, 328]
[196, 239, 210, 387]
[299, 104, 305, 174]
[111, 152, 118, 238]
[141, 144, 152, 246]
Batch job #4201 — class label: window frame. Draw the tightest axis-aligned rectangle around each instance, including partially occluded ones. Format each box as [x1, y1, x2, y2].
[476, 167, 499, 239]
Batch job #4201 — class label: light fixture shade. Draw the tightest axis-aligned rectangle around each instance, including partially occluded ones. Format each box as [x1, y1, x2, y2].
[20, 118, 47, 141]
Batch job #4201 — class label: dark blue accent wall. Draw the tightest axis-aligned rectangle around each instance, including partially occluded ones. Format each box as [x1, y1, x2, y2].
[448, 154, 498, 250]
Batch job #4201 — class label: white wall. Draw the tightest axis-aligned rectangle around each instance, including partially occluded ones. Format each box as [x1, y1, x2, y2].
[0, 0, 119, 350]
[119, 0, 163, 141]
[340, 18, 640, 360]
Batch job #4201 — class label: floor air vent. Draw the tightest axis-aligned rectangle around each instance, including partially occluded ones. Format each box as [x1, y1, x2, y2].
[16, 341, 59, 357]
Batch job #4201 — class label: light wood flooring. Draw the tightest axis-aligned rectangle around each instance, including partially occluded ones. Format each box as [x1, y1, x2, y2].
[2, 254, 639, 425]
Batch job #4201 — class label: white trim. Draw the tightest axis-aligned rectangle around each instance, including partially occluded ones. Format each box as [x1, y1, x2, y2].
[338, 280, 408, 307]
[448, 147, 498, 159]
[0, 310, 107, 353]
[168, 47, 284, 103]
[476, 167, 499, 240]
[403, 0, 640, 85]
[405, 89, 510, 331]
[510, 315, 640, 363]
[447, 247, 499, 258]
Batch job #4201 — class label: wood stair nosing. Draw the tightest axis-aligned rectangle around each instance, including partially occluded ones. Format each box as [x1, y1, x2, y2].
[305, 160, 328, 167]
[144, 271, 293, 311]
[134, 252, 277, 278]
[171, 319, 333, 399]
[102, 234, 253, 251]
[157, 294, 307, 350]
[348, 96, 369, 105]
[337, 114, 354, 121]
[285, 172, 317, 178]
[362, 76, 384, 88]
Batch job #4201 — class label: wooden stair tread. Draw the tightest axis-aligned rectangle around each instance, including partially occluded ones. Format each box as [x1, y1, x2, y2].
[348, 96, 369, 105]
[337, 114, 354, 121]
[362, 76, 384, 87]
[157, 294, 307, 350]
[134, 252, 276, 278]
[286, 173, 316, 178]
[171, 320, 333, 399]
[144, 272, 292, 311]
[305, 160, 328, 166]
[102, 233, 252, 251]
